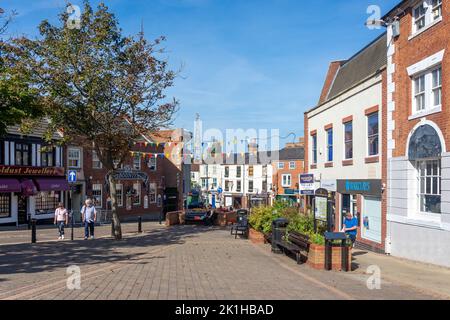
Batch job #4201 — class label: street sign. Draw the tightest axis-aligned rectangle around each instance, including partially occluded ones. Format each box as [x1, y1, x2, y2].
[68, 170, 77, 183]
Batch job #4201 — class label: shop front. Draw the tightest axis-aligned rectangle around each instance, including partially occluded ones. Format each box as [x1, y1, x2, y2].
[337, 179, 383, 246]
[0, 165, 69, 226]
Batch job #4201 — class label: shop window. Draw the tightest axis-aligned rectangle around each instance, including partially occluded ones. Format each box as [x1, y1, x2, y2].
[367, 113, 379, 156]
[116, 184, 123, 207]
[133, 183, 141, 206]
[0, 194, 11, 218]
[15, 143, 30, 166]
[417, 159, 441, 214]
[344, 122, 353, 160]
[147, 157, 157, 171]
[92, 184, 103, 208]
[282, 174, 291, 187]
[68, 148, 81, 168]
[92, 151, 102, 169]
[35, 192, 60, 214]
[149, 182, 157, 203]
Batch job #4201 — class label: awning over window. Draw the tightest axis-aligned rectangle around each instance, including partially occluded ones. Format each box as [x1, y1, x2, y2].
[408, 125, 443, 160]
[21, 179, 38, 196]
[34, 178, 70, 192]
[0, 179, 21, 193]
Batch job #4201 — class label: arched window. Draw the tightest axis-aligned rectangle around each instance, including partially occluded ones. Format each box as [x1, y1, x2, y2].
[408, 124, 442, 214]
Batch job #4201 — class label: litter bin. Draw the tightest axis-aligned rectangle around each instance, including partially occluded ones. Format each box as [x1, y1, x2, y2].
[272, 218, 289, 253]
[324, 232, 350, 272]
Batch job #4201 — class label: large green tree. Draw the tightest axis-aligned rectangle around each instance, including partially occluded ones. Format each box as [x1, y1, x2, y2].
[5, 1, 178, 239]
[0, 9, 44, 136]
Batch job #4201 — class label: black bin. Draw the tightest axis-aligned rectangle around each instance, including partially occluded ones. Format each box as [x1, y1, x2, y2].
[272, 218, 289, 253]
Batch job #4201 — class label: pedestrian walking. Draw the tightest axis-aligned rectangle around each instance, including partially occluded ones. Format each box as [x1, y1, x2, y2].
[54, 203, 68, 240]
[81, 199, 97, 240]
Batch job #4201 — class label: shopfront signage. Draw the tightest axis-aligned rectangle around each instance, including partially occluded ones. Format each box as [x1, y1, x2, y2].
[337, 179, 382, 197]
[300, 174, 315, 195]
[321, 180, 337, 192]
[0, 165, 65, 177]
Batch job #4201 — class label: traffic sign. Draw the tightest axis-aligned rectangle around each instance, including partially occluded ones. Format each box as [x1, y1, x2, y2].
[68, 170, 77, 183]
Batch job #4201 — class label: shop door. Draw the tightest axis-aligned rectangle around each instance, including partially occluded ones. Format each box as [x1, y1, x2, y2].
[340, 194, 357, 230]
[17, 196, 28, 225]
[362, 197, 382, 243]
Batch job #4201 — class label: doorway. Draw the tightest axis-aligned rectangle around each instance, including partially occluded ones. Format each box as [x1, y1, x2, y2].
[17, 196, 28, 225]
[341, 194, 357, 230]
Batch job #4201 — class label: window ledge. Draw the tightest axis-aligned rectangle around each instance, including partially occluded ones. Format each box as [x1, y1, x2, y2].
[324, 162, 334, 168]
[409, 106, 442, 121]
[310, 164, 317, 170]
[342, 159, 353, 166]
[408, 17, 442, 41]
[365, 156, 379, 164]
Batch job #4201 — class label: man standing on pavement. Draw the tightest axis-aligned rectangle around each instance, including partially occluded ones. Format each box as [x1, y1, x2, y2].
[343, 211, 358, 247]
[81, 199, 97, 240]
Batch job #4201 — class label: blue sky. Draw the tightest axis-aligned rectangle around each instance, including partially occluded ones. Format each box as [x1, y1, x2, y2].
[1, 0, 399, 147]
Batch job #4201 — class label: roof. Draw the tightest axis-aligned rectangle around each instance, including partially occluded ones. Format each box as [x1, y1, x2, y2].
[324, 33, 387, 102]
[6, 118, 63, 140]
[382, 0, 408, 20]
[278, 147, 304, 161]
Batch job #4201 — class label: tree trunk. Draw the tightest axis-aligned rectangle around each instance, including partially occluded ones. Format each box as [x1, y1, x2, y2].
[108, 173, 122, 240]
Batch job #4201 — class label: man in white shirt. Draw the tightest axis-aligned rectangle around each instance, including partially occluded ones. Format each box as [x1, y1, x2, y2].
[81, 198, 97, 240]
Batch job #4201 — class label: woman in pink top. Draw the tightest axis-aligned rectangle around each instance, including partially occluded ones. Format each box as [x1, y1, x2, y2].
[54, 203, 68, 240]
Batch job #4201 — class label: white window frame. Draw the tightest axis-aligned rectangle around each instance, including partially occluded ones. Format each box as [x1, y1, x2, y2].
[147, 156, 157, 171]
[412, 0, 443, 36]
[416, 159, 441, 216]
[412, 65, 442, 116]
[133, 183, 141, 206]
[116, 184, 123, 207]
[289, 161, 296, 170]
[281, 174, 292, 188]
[92, 150, 103, 169]
[412, 2, 427, 33]
[278, 162, 285, 169]
[68, 147, 81, 169]
[92, 184, 103, 209]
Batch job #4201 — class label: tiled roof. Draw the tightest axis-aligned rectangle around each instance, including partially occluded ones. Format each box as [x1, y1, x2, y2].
[6, 119, 63, 140]
[278, 147, 304, 161]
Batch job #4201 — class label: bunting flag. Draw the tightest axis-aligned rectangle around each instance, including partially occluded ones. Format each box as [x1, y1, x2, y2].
[130, 151, 166, 158]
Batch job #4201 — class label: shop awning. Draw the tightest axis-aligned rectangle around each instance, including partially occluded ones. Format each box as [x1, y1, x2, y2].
[21, 179, 38, 196]
[34, 178, 70, 192]
[0, 179, 21, 193]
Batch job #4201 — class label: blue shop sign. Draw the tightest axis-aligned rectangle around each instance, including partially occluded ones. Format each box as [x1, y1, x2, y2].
[337, 179, 381, 197]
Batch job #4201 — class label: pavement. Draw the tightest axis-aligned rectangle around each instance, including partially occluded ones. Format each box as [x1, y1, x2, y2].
[0, 222, 448, 300]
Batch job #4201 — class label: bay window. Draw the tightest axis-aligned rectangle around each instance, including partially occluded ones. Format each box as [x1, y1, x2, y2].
[417, 159, 441, 214]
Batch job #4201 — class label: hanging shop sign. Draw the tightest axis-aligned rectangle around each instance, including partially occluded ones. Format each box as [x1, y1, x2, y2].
[337, 179, 382, 197]
[0, 165, 65, 177]
[300, 174, 315, 195]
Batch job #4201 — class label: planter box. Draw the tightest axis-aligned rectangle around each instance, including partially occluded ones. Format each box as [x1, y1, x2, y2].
[165, 211, 182, 226]
[307, 243, 352, 271]
[215, 211, 237, 226]
[249, 228, 266, 244]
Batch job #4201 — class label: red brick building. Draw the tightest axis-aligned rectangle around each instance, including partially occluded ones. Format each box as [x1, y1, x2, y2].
[384, 0, 450, 267]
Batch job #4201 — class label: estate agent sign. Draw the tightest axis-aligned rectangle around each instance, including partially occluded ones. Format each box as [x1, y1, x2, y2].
[300, 174, 315, 195]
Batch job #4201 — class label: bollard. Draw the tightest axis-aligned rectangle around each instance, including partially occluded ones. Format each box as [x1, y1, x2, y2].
[71, 211, 74, 241]
[138, 216, 142, 233]
[31, 219, 37, 243]
[341, 239, 349, 272]
[27, 214, 31, 230]
[111, 219, 115, 237]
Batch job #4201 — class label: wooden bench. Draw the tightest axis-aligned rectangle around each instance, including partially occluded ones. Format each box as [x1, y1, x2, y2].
[275, 231, 310, 264]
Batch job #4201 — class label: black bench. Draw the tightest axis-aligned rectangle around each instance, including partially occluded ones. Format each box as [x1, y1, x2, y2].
[231, 216, 249, 239]
[275, 231, 310, 264]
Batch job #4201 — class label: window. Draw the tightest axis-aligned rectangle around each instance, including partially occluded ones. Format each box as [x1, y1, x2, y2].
[282, 174, 291, 187]
[236, 166, 242, 178]
[236, 180, 242, 193]
[133, 155, 141, 170]
[116, 184, 123, 207]
[0, 193, 11, 218]
[413, 3, 426, 32]
[417, 159, 441, 214]
[248, 180, 254, 193]
[201, 178, 208, 189]
[368, 113, 379, 156]
[248, 166, 254, 177]
[289, 162, 296, 170]
[432, 0, 442, 20]
[212, 178, 218, 189]
[149, 182, 157, 203]
[92, 151, 102, 169]
[312, 135, 317, 164]
[224, 166, 230, 178]
[326, 129, 333, 162]
[15, 143, 30, 166]
[225, 180, 231, 192]
[413, 66, 442, 113]
[212, 166, 217, 175]
[344, 122, 353, 160]
[148, 157, 157, 171]
[68, 148, 81, 168]
[278, 162, 285, 169]
[133, 183, 141, 206]
[432, 67, 442, 107]
[40, 147, 54, 167]
[35, 192, 60, 214]
[92, 184, 103, 208]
